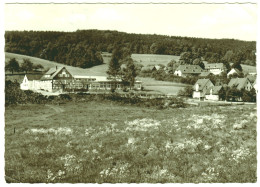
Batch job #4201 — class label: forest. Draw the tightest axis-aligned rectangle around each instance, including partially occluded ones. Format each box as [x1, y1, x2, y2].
[5, 30, 256, 69]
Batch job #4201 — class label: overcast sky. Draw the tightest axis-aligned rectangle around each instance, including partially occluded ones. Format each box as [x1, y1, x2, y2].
[4, 3, 257, 41]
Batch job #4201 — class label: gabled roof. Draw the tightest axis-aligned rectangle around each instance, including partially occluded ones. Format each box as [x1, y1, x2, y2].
[199, 72, 212, 77]
[176, 65, 203, 74]
[193, 79, 212, 91]
[206, 86, 223, 95]
[41, 66, 66, 80]
[228, 78, 250, 90]
[205, 63, 224, 69]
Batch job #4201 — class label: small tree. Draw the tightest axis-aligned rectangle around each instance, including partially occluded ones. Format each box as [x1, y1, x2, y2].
[6, 58, 20, 74]
[21, 58, 34, 73]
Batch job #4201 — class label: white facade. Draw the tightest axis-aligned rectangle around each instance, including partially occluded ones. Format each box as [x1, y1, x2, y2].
[20, 75, 52, 92]
[174, 70, 182, 77]
[209, 68, 223, 75]
[227, 68, 240, 77]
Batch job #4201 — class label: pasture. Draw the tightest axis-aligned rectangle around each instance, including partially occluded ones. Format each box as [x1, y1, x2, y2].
[131, 54, 180, 67]
[5, 102, 256, 183]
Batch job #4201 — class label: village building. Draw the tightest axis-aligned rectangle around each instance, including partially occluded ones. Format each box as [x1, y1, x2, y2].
[20, 66, 142, 92]
[228, 77, 253, 91]
[227, 68, 243, 77]
[205, 86, 223, 101]
[204, 63, 226, 75]
[174, 65, 203, 77]
[192, 79, 214, 99]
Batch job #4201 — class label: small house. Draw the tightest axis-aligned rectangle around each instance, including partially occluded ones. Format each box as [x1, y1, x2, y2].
[204, 63, 226, 75]
[205, 86, 223, 101]
[174, 65, 203, 77]
[228, 78, 253, 91]
[193, 79, 214, 99]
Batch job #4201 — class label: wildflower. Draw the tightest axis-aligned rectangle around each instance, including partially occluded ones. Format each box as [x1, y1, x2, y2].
[125, 118, 161, 131]
[204, 145, 212, 151]
[230, 147, 251, 163]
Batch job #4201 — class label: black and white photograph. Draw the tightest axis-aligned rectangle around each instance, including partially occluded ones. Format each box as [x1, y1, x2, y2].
[1, 0, 258, 184]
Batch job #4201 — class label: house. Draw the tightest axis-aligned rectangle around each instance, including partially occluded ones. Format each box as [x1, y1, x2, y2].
[204, 63, 226, 75]
[227, 68, 243, 77]
[193, 79, 214, 99]
[20, 66, 142, 92]
[174, 65, 203, 77]
[228, 78, 253, 91]
[205, 86, 223, 101]
[199, 72, 212, 78]
[20, 74, 44, 91]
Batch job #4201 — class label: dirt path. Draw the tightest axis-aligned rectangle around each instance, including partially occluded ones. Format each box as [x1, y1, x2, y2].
[6, 105, 64, 125]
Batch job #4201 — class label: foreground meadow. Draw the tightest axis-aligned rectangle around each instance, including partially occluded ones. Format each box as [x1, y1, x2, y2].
[5, 101, 256, 183]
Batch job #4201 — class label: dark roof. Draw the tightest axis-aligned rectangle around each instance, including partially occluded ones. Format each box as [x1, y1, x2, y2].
[206, 86, 223, 95]
[228, 78, 250, 90]
[199, 72, 212, 77]
[193, 79, 212, 91]
[176, 65, 203, 74]
[26, 74, 43, 80]
[41, 66, 65, 80]
[205, 63, 224, 69]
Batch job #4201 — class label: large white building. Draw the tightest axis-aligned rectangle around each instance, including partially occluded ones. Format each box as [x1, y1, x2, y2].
[204, 63, 226, 75]
[20, 66, 142, 92]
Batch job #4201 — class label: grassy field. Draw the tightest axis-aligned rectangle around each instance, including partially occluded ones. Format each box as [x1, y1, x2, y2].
[5, 101, 256, 183]
[131, 54, 180, 67]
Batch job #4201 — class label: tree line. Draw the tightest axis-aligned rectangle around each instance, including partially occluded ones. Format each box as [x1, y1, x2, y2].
[5, 30, 256, 69]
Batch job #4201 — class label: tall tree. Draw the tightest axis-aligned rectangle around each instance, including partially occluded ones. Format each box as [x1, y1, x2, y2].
[6, 58, 20, 74]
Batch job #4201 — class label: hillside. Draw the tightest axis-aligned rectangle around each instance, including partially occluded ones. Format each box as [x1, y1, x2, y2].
[5, 30, 256, 69]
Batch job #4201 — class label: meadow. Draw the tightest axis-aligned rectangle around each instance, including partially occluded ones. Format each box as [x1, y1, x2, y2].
[5, 101, 257, 183]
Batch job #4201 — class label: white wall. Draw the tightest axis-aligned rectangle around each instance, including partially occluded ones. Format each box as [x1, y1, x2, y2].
[205, 94, 219, 101]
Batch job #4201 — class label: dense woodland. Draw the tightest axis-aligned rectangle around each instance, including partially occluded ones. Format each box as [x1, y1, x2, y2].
[5, 30, 256, 69]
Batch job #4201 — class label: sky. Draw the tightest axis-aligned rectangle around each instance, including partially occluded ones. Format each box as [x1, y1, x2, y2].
[4, 3, 257, 41]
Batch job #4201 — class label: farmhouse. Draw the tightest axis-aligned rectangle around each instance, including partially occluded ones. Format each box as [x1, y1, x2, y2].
[20, 74, 45, 91]
[227, 68, 243, 77]
[204, 63, 226, 75]
[20, 66, 142, 92]
[174, 65, 203, 77]
[193, 79, 214, 99]
[205, 86, 223, 101]
[228, 77, 252, 91]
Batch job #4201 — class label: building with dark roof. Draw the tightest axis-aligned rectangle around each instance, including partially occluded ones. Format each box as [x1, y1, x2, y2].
[204, 63, 226, 75]
[205, 86, 223, 101]
[193, 79, 214, 99]
[174, 65, 203, 77]
[228, 78, 252, 91]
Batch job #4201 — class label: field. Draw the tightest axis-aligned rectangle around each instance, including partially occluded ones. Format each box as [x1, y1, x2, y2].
[5, 101, 257, 183]
[131, 54, 180, 67]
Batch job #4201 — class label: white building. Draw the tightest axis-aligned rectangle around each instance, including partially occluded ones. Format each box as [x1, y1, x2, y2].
[204, 63, 226, 75]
